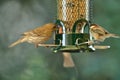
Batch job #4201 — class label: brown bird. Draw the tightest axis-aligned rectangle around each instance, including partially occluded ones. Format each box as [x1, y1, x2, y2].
[90, 24, 119, 42]
[9, 23, 57, 47]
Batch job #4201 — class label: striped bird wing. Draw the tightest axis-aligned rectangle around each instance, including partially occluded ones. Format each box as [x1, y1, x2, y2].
[98, 25, 109, 34]
[91, 27, 108, 35]
[23, 27, 52, 37]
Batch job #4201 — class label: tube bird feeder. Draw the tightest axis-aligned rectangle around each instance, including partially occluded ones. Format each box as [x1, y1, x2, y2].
[53, 0, 95, 52]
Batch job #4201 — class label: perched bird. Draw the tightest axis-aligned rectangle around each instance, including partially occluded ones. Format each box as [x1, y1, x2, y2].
[9, 23, 57, 47]
[90, 24, 119, 42]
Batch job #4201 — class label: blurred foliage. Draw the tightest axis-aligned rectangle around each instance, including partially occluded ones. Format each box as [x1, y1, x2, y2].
[0, 0, 120, 80]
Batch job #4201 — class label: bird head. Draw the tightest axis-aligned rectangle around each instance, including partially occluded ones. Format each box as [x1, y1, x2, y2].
[52, 24, 59, 31]
[44, 23, 58, 31]
[90, 24, 98, 29]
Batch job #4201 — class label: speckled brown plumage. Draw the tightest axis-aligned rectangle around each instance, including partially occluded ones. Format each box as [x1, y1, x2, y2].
[9, 23, 57, 47]
[90, 24, 119, 42]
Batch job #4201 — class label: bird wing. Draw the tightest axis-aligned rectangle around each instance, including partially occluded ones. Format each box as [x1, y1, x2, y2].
[22, 28, 51, 38]
[91, 28, 104, 35]
[92, 26, 109, 35]
[22, 23, 55, 37]
[98, 25, 109, 34]
[31, 24, 54, 37]
[22, 27, 44, 36]
[22, 31, 38, 36]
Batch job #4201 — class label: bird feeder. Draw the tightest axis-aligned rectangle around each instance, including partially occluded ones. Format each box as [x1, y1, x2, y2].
[38, 0, 110, 52]
[53, 0, 95, 52]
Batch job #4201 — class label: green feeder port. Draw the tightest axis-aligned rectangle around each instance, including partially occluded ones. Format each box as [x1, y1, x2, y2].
[53, 19, 95, 53]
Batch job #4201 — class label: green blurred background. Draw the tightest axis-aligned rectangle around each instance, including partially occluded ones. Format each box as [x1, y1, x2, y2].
[0, 0, 120, 80]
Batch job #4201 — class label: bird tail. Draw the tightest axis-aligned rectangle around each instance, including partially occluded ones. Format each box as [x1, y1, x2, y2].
[63, 52, 75, 67]
[9, 37, 27, 47]
[107, 34, 120, 38]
